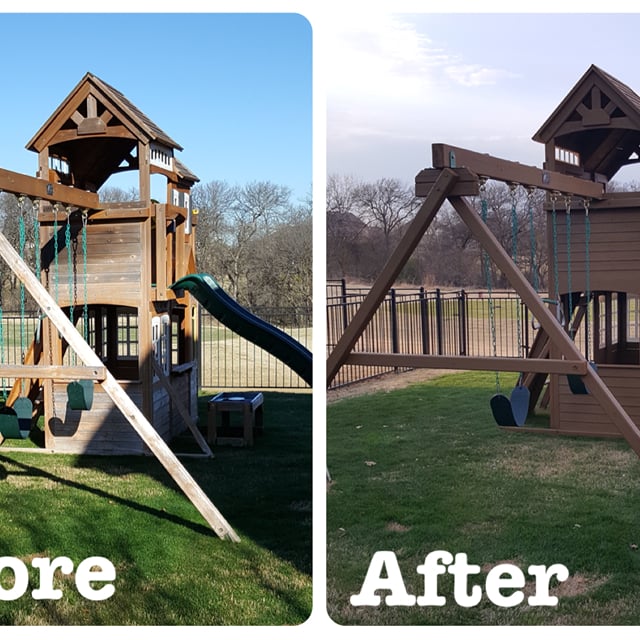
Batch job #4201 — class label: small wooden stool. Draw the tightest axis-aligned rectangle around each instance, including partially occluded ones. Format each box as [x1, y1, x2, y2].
[207, 392, 264, 446]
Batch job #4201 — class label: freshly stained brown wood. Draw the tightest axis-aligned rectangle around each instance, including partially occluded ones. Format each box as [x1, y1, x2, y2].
[432, 143, 605, 199]
[415, 167, 479, 197]
[0, 230, 239, 541]
[326, 169, 458, 386]
[345, 353, 587, 375]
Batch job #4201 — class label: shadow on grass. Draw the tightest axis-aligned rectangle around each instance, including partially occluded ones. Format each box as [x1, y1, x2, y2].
[0, 391, 312, 575]
[0, 453, 213, 537]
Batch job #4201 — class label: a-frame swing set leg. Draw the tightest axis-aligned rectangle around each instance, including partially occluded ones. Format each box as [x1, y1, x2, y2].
[0, 231, 239, 542]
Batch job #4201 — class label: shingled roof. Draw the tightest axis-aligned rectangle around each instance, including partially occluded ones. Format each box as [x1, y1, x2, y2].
[26, 72, 190, 190]
[533, 65, 640, 181]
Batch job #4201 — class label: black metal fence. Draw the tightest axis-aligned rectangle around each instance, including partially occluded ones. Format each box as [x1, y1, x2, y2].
[0, 306, 312, 391]
[198, 305, 312, 389]
[327, 279, 541, 389]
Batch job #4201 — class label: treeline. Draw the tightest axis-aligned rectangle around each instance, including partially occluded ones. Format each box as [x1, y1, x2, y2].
[0, 180, 312, 312]
[327, 174, 637, 290]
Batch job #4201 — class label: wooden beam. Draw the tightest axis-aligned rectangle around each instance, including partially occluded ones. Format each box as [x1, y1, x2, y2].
[0, 231, 239, 542]
[0, 167, 99, 210]
[344, 353, 588, 375]
[0, 365, 105, 381]
[326, 169, 458, 386]
[151, 359, 213, 458]
[415, 167, 479, 197]
[449, 195, 640, 459]
[432, 143, 606, 199]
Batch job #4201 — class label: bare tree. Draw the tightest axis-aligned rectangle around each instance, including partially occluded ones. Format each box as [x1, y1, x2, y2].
[353, 177, 421, 262]
[218, 181, 292, 301]
[326, 174, 368, 278]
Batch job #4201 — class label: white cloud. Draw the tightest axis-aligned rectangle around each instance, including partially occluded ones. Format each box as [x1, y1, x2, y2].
[445, 64, 520, 87]
[326, 12, 448, 105]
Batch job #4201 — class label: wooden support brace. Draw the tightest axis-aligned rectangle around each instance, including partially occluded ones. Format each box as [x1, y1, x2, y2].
[345, 353, 588, 376]
[0, 365, 106, 381]
[0, 231, 239, 541]
[151, 359, 213, 458]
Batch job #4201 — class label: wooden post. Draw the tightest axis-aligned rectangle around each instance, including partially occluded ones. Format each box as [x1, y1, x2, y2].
[0, 231, 239, 542]
[326, 169, 458, 386]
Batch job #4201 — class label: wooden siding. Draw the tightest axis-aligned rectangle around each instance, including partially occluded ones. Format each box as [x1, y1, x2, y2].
[47, 365, 197, 455]
[551, 365, 640, 437]
[48, 383, 148, 455]
[41, 219, 144, 307]
[152, 364, 199, 440]
[548, 207, 640, 296]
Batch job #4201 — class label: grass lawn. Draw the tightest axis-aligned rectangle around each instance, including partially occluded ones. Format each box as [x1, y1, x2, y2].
[327, 371, 640, 625]
[0, 391, 311, 625]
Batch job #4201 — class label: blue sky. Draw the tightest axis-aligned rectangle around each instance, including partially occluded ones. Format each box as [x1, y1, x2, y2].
[0, 12, 312, 203]
[326, 11, 640, 188]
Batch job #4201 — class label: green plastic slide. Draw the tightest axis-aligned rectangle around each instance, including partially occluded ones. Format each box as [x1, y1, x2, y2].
[171, 274, 312, 386]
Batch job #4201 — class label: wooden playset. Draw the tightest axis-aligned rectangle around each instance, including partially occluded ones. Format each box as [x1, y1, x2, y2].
[0, 72, 237, 540]
[327, 65, 640, 458]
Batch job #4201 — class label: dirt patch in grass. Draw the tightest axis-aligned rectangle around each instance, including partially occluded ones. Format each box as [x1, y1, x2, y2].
[328, 369, 457, 403]
[385, 521, 411, 533]
[491, 442, 637, 481]
[480, 559, 608, 600]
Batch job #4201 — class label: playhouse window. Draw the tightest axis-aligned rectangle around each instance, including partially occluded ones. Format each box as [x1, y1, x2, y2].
[598, 295, 607, 349]
[117, 309, 139, 359]
[611, 293, 619, 345]
[628, 295, 640, 343]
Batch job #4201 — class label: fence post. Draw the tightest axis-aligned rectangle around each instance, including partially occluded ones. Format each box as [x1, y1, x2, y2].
[340, 278, 348, 331]
[459, 289, 467, 356]
[390, 288, 399, 355]
[419, 287, 429, 354]
[435, 287, 443, 355]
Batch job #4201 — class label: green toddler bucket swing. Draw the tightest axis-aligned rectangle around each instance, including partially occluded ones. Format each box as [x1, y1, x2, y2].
[0, 389, 31, 440]
[67, 379, 93, 411]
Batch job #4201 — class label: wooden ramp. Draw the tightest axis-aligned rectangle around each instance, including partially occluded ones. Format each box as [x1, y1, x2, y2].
[0, 232, 239, 542]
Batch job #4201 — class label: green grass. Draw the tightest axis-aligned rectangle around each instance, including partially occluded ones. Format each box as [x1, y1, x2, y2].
[0, 391, 311, 625]
[327, 372, 640, 625]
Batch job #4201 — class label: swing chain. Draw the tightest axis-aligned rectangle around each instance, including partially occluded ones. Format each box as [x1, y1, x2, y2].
[81, 210, 89, 342]
[508, 184, 523, 356]
[565, 195, 574, 334]
[479, 179, 500, 393]
[584, 199, 592, 359]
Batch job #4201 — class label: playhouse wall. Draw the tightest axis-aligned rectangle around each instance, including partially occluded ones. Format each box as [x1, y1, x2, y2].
[152, 363, 199, 439]
[551, 365, 640, 437]
[550, 200, 640, 297]
[43, 219, 145, 307]
[47, 364, 199, 455]
[47, 382, 149, 455]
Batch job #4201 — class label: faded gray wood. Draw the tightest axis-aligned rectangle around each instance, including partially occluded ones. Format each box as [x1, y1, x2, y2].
[0, 231, 239, 542]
